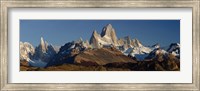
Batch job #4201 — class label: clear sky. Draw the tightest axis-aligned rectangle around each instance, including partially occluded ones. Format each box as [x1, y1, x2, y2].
[20, 20, 180, 47]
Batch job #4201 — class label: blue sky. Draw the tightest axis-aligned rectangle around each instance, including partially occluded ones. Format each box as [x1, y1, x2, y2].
[20, 20, 180, 47]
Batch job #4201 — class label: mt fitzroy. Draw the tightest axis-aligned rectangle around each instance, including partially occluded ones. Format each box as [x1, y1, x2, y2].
[90, 24, 118, 48]
[89, 24, 152, 60]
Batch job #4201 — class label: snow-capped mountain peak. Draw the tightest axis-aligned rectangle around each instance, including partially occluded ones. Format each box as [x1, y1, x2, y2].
[20, 41, 35, 61]
[20, 37, 58, 67]
[120, 38, 152, 60]
[145, 48, 167, 59]
[34, 37, 57, 63]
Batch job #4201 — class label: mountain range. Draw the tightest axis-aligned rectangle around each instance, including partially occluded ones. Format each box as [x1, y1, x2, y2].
[20, 24, 180, 71]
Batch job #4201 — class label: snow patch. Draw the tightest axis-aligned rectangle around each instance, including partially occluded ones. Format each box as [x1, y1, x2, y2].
[29, 59, 47, 67]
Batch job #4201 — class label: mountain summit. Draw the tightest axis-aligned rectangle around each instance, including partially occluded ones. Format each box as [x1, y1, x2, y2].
[90, 24, 118, 48]
[34, 37, 57, 63]
[39, 37, 48, 53]
[101, 24, 118, 45]
[89, 24, 153, 60]
[90, 30, 102, 48]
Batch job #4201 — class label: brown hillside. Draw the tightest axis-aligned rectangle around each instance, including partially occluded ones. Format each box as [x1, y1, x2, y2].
[74, 47, 137, 65]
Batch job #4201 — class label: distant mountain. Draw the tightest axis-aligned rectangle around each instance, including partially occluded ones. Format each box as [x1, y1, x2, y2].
[145, 48, 167, 60]
[122, 38, 152, 60]
[20, 42, 35, 61]
[20, 37, 58, 67]
[33, 37, 57, 63]
[46, 40, 87, 66]
[53, 46, 61, 53]
[78, 38, 91, 49]
[117, 36, 133, 50]
[167, 43, 180, 57]
[146, 43, 181, 60]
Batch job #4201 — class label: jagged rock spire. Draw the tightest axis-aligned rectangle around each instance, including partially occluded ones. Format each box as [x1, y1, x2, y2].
[89, 24, 119, 48]
[101, 24, 118, 45]
[34, 37, 57, 63]
[101, 24, 114, 37]
[40, 37, 48, 53]
[40, 37, 45, 46]
[92, 30, 99, 36]
[90, 30, 101, 48]
[124, 36, 131, 45]
[132, 38, 143, 47]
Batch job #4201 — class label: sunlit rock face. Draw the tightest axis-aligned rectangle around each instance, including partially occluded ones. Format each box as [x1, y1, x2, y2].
[20, 42, 35, 61]
[90, 24, 118, 48]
